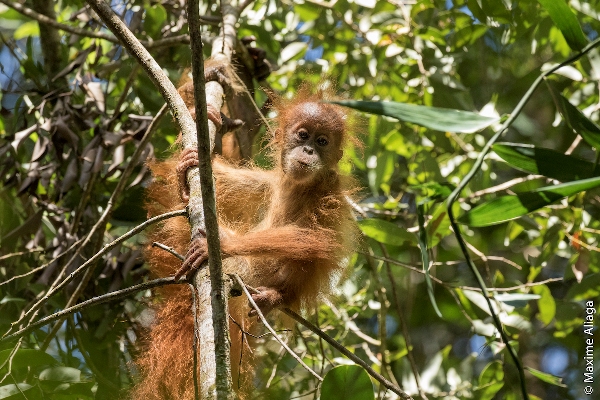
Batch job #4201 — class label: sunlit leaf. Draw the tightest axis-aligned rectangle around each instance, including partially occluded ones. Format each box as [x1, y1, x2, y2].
[417, 204, 442, 318]
[0, 349, 56, 374]
[321, 365, 375, 400]
[494, 293, 541, 308]
[333, 101, 500, 133]
[358, 218, 416, 245]
[538, 0, 587, 51]
[566, 273, 600, 300]
[493, 143, 598, 181]
[13, 21, 39, 40]
[280, 42, 308, 62]
[459, 176, 600, 227]
[547, 84, 600, 149]
[475, 361, 504, 400]
[532, 285, 556, 326]
[526, 367, 567, 387]
[0, 383, 42, 400]
[39, 367, 81, 383]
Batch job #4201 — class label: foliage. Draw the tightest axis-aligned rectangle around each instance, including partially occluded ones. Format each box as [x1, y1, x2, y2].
[1, 0, 599, 399]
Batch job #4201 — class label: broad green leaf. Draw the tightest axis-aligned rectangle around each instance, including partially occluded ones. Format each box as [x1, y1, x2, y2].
[333, 101, 499, 133]
[532, 285, 556, 326]
[39, 367, 81, 382]
[472, 319, 497, 337]
[454, 24, 488, 47]
[417, 204, 442, 318]
[547, 84, 600, 149]
[493, 143, 598, 181]
[494, 293, 541, 308]
[144, 4, 168, 37]
[538, 0, 587, 51]
[426, 204, 451, 248]
[475, 361, 504, 400]
[280, 42, 307, 62]
[320, 365, 375, 400]
[459, 176, 600, 227]
[0, 383, 42, 400]
[13, 21, 39, 40]
[526, 367, 567, 387]
[358, 218, 416, 245]
[462, 290, 503, 315]
[566, 273, 600, 300]
[0, 296, 26, 304]
[295, 3, 321, 20]
[0, 349, 56, 373]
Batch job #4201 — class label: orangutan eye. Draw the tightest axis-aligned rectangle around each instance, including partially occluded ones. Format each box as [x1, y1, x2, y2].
[316, 136, 329, 146]
[298, 129, 309, 140]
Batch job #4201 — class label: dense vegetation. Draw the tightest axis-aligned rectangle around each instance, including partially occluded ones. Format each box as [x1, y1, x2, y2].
[1, 0, 599, 399]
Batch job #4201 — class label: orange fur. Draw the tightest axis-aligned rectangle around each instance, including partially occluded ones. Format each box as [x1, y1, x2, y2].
[131, 86, 358, 399]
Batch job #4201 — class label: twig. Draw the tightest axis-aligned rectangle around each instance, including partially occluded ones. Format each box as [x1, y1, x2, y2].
[0, 239, 84, 287]
[446, 36, 600, 400]
[232, 274, 324, 382]
[380, 244, 427, 399]
[461, 175, 544, 201]
[190, 283, 200, 400]
[39, 104, 169, 349]
[281, 308, 413, 400]
[364, 248, 397, 395]
[7, 209, 187, 333]
[1, 277, 182, 343]
[0, 0, 197, 49]
[152, 242, 185, 261]
[0, 249, 43, 261]
[368, 253, 562, 291]
[85, 0, 196, 138]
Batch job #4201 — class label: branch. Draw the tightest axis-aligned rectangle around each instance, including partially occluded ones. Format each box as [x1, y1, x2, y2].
[282, 308, 413, 400]
[232, 275, 323, 383]
[7, 209, 187, 333]
[1, 277, 183, 343]
[152, 242, 185, 261]
[38, 104, 169, 350]
[0, 0, 198, 49]
[85, 0, 195, 136]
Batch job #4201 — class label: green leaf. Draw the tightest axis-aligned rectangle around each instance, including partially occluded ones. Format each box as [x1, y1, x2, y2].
[358, 218, 416, 246]
[333, 101, 500, 133]
[547, 84, 600, 149]
[417, 204, 442, 318]
[532, 285, 556, 326]
[144, 4, 168, 37]
[39, 367, 81, 383]
[0, 383, 42, 400]
[426, 204, 451, 248]
[526, 367, 567, 387]
[0, 349, 56, 374]
[459, 176, 600, 227]
[538, 0, 587, 51]
[295, 2, 321, 20]
[566, 273, 600, 300]
[494, 293, 541, 308]
[280, 42, 308, 62]
[475, 361, 504, 400]
[493, 143, 597, 181]
[13, 21, 39, 40]
[320, 365, 375, 400]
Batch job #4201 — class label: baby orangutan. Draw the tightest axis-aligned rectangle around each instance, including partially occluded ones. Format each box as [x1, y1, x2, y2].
[133, 81, 357, 399]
